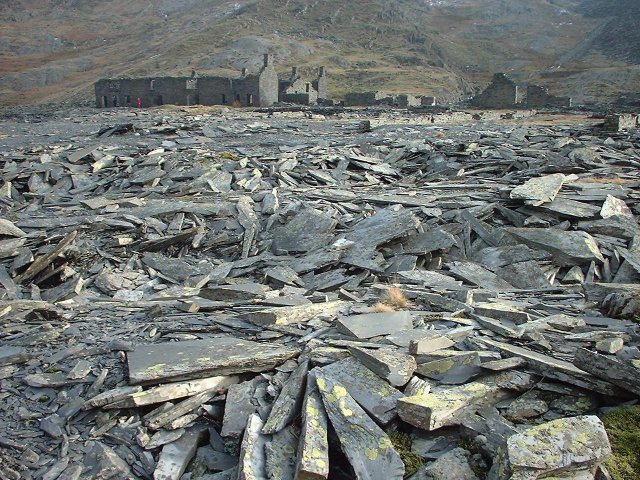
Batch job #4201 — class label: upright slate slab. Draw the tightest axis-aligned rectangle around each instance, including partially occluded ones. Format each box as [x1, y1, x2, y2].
[314, 369, 405, 480]
[127, 337, 298, 385]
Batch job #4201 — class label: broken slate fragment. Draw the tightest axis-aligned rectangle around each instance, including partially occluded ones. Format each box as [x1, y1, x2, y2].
[237, 414, 268, 480]
[262, 360, 308, 434]
[314, 368, 405, 480]
[127, 337, 298, 385]
[601, 194, 633, 219]
[510, 173, 565, 205]
[154, 428, 206, 480]
[295, 373, 329, 480]
[271, 208, 337, 253]
[321, 357, 403, 425]
[397, 371, 535, 431]
[506, 228, 605, 266]
[348, 346, 417, 386]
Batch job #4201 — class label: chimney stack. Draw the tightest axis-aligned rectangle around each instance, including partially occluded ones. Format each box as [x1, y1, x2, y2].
[291, 66, 298, 77]
[263, 54, 273, 68]
[318, 66, 326, 77]
[241, 67, 247, 76]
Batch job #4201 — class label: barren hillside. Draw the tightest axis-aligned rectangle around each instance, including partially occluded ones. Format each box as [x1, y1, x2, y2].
[0, 0, 638, 105]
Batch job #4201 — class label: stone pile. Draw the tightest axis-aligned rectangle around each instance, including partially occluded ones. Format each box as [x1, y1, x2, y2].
[0, 106, 638, 479]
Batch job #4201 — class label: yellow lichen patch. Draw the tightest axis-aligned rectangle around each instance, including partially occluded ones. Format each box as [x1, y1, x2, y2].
[365, 447, 379, 461]
[332, 385, 348, 399]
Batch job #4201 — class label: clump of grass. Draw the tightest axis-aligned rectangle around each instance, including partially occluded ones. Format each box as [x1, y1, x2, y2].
[374, 302, 396, 313]
[375, 286, 413, 313]
[388, 431, 424, 477]
[601, 406, 640, 480]
[219, 151, 239, 161]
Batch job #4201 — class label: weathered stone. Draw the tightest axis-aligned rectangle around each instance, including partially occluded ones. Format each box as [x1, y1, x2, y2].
[505, 228, 604, 266]
[263, 426, 298, 480]
[349, 346, 417, 386]
[573, 347, 640, 396]
[595, 337, 624, 354]
[336, 311, 414, 339]
[409, 335, 455, 355]
[409, 448, 479, 480]
[237, 414, 268, 480]
[154, 428, 206, 480]
[321, 357, 403, 425]
[446, 261, 514, 290]
[271, 208, 337, 253]
[295, 373, 329, 480]
[221, 378, 262, 442]
[108, 376, 238, 408]
[127, 337, 298, 385]
[477, 338, 617, 395]
[490, 416, 611, 479]
[314, 368, 405, 480]
[241, 301, 347, 327]
[262, 360, 308, 434]
[510, 174, 565, 205]
[416, 352, 482, 385]
[397, 371, 535, 431]
[601, 195, 633, 219]
[473, 245, 551, 269]
[474, 302, 531, 325]
[84, 441, 132, 479]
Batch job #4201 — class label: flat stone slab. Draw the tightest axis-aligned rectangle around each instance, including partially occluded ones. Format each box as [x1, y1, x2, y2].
[505, 228, 604, 266]
[349, 346, 417, 386]
[127, 337, 299, 385]
[510, 173, 565, 204]
[336, 311, 414, 339]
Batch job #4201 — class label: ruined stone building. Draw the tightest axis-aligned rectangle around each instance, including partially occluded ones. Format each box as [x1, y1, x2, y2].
[95, 55, 279, 108]
[470, 73, 520, 109]
[344, 91, 435, 107]
[471, 73, 571, 109]
[278, 66, 327, 104]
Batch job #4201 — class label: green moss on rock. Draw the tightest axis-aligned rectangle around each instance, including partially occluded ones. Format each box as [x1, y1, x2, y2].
[602, 406, 640, 480]
[388, 431, 424, 478]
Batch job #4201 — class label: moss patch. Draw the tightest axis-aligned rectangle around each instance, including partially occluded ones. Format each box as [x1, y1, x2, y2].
[459, 439, 489, 479]
[388, 431, 424, 478]
[602, 406, 640, 480]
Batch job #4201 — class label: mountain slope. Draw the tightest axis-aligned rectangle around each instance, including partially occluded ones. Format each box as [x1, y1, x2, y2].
[0, 0, 639, 106]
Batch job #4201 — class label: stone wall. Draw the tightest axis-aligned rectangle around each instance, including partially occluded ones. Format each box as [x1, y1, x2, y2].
[345, 91, 425, 107]
[95, 54, 278, 108]
[603, 114, 638, 131]
[278, 66, 325, 104]
[470, 73, 518, 109]
[396, 94, 421, 108]
[344, 91, 386, 107]
[526, 85, 571, 108]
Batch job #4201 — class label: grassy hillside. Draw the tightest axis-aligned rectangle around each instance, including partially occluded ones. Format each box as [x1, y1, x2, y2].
[0, 0, 639, 106]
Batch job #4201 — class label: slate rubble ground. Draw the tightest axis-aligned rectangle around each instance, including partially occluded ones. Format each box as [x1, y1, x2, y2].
[0, 106, 639, 479]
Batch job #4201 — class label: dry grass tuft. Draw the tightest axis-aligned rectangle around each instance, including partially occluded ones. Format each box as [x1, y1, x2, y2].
[374, 287, 413, 312]
[373, 302, 396, 313]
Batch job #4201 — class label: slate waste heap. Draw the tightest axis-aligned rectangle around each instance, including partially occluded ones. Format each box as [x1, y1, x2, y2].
[0, 106, 639, 480]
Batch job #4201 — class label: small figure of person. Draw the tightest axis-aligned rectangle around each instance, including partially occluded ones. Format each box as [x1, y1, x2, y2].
[136, 97, 142, 108]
